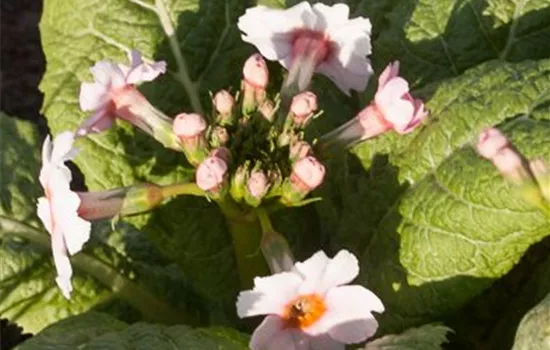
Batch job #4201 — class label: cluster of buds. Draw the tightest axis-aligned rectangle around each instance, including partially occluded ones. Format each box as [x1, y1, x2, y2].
[476, 128, 550, 210]
[173, 54, 327, 208]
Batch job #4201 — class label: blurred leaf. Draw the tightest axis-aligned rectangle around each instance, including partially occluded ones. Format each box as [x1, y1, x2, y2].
[364, 324, 451, 350]
[511, 292, 550, 350]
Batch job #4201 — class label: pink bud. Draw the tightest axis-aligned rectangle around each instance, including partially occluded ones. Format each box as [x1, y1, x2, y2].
[491, 147, 524, 183]
[196, 156, 228, 191]
[530, 159, 548, 180]
[209, 147, 230, 162]
[243, 54, 269, 89]
[476, 128, 509, 160]
[173, 113, 207, 139]
[289, 141, 312, 161]
[213, 90, 234, 115]
[290, 91, 318, 125]
[291, 156, 325, 192]
[247, 171, 268, 199]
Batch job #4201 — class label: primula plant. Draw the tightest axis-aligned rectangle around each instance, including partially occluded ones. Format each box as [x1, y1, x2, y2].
[1, 0, 550, 349]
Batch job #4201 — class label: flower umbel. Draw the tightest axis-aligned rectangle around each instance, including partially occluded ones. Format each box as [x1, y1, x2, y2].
[37, 132, 91, 299]
[238, 2, 372, 95]
[237, 250, 384, 349]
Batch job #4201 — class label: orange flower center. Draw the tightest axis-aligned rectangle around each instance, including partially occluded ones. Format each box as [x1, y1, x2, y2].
[282, 294, 327, 329]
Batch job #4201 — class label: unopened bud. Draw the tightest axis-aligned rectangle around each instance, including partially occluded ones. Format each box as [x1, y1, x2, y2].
[245, 170, 269, 207]
[230, 163, 249, 202]
[491, 147, 526, 184]
[173, 113, 209, 166]
[289, 141, 312, 163]
[290, 91, 317, 126]
[242, 54, 269, 113]
[476, 128, 509, 160]
[213, 90, 235, 125]
[530, 159, 550, 202]
[210, 126, 229, 148]
[281, 156, 325, 205]
[196, 154, 228, 197]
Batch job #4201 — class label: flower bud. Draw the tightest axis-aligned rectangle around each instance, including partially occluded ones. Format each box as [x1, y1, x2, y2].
[173, 113, 209, 166]
[281, 156, 325, 205]
[230, 162, 249, 202]
[210, 126, 229, 148]
[476, 128, 509, 160]
[290, 91, 317, 126]
[213, 90, 235, 125]
[530, 159, 550, 202]
[244, 170, 269, 207]
[242, 54, 269, 113]
[196, 153, 228, 197]
[289, 141, 312, 163]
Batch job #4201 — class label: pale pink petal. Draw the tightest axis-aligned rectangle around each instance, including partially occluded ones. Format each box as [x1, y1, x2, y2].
[37, 197, 53, 235]
[125, 58, 167, 85]
[50, 131, 77, 165]
[476, 128, 509, 160]
[53, 190, 91, 255]
[311, 3, 350, 31]
[378, 61, 400, 88]
[90, 61, 125, 88]
[329, 17, 372, 61]
[316, 250, 360, 293]
[39, 136, 53, 187]
[310, 334, 346, 350]
[51, 228, 73, 299]
[79, 82, 109, 111]
[237, 272, 302, 317]
[375, 77, 410, 107]
[316, 56, 370, 95]
[294, 250, 329, 294]
[250, 315, 284, 350]
[267, 329, 310, 350]
[310, 285, 384, 343]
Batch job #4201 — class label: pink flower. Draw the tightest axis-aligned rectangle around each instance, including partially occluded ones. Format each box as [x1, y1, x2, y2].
[371, 61, 427, 134]
[238, 2, 372, 95]
[77, 50, 166, 136]
[476, 128, 509, 159]
[237, 250, 384, 349]
[36, 132, 91, 299]
[291, 156, 325, 192]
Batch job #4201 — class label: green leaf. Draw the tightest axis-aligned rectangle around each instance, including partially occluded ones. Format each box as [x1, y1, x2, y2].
[364, 324, 451, 350]
[512, 292, 550, 350]
[16, 312, 249, 350]
[38, 0, 250, 309]
[327, 59, 550, 332]
[373, 0, 550, 89]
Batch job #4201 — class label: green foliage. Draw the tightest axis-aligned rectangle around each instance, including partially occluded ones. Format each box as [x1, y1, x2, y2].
[15, 311, 249, 349]
[364, 324, 451, 350]
[512, 292, 550, 350]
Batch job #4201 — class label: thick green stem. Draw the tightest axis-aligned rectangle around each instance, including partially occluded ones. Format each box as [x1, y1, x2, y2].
[0, 216, 197, 326]
[160, 182, 205, 198]
[218, 200, 269, 289]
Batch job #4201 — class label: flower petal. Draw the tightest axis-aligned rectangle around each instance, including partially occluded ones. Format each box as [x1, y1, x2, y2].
[312, 3, 350, 31]
[79, 82, 109, 111]
[378, 61, 400, 89]
[250, 315, 284, 350]
[375, 77, 410, 107]
[50, 131, 77, 165]
[37, 197, 53, 235]
[267, 329, 310, 350]
[54, 190, 91, 255]
[237, 272, 302, 317]
[77, 109, 114, 136]
[310, 334, 345, 350]
[319, 285, 384, 343]
[51, 227, 73, 299]
[293, 250, 330, 292]
[316, 55, 371, 95]
[125, 50, 167, 85]
[316, 250, 359, 293]
[90, 60, 125, 88]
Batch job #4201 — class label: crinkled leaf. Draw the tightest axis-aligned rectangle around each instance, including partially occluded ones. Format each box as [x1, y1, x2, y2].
[373, 0, 550, 89]
[327, 59, 550, 332]
[364, 324, 451, 350]
[511, 292, 550, 350]
[16, 311, 249, 350]
[0, 116, 198, 332]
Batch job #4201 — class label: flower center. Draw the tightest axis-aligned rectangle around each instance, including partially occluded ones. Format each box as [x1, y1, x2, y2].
[282, 294, 326, 329]
[291, 30, 332, 65]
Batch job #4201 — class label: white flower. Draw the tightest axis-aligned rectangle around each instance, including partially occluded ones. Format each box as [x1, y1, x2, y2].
[237, 250, 384, 349]
[78, 50, 167, 135]
[238, 2, 372, 95]
[36, 132, 91, 299]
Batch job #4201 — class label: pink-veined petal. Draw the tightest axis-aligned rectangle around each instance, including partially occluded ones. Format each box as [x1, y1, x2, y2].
[375, 77, 410, 107]
[79, 82, 109, 111]
[378, 61, 400, 88]
[237, 272, 302, 317]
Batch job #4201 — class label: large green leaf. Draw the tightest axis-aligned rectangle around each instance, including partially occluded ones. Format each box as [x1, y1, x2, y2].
[364, 324, 451, 350]
[511, 292, 550, 350]
[0, 115, 198, 332]
[373, 0, 550, 89]
[15, 311, 249, 349]
[326, 59, 550, 332]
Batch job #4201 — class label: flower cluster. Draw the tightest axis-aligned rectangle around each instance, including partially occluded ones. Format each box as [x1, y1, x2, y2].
[34, 1, 440, 348]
